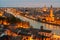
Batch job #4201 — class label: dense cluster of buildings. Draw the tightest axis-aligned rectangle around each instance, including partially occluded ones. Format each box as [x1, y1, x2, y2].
[0, 7, 60, 40]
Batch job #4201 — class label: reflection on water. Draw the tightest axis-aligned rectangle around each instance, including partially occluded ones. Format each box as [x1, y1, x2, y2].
[45, 24, 60, 30]
[43, 23, 60, 35]
[17, 15, 60, 35]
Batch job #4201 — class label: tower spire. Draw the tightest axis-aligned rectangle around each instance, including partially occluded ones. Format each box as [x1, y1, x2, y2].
[50, 5, 53, 10]
[51, 5, 52, 8]
[50, 5, 53, 17]
[49, 5, 54, 21]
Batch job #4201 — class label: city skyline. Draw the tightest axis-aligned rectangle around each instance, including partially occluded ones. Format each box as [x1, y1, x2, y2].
[0, 0, 60, 7]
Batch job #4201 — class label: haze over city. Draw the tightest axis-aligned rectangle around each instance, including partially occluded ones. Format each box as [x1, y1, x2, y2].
[0, 0, 60, 7]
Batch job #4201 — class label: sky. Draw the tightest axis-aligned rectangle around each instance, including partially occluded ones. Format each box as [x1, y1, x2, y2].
[0, 0, 60, 7]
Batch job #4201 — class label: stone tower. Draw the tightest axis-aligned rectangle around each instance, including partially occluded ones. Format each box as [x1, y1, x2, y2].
[49, 5, 54, 21]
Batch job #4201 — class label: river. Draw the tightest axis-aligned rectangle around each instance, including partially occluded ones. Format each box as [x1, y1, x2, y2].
[16, 15, 60, 36]
[6, 9, 60, 36]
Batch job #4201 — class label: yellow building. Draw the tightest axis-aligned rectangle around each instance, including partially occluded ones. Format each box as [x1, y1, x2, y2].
[46, 5, 54, 22]
[0, 11, 3, 16]
[49, 5, 54, 21]
[42, 5, 47, 12]
[3, 20, 10, 25]
[15, 22, 30, 29]
[51, 33, 60, 40]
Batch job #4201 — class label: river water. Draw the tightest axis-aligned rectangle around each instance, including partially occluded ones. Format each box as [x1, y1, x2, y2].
[16, 15, 60, 36]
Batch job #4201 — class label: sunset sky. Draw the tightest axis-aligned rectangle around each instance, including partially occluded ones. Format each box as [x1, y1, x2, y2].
[0, 0, 60, 7]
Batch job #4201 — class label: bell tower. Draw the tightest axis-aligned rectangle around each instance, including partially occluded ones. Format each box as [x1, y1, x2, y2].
[49, 5, 54, 21]
[50, 5, 53, 17]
